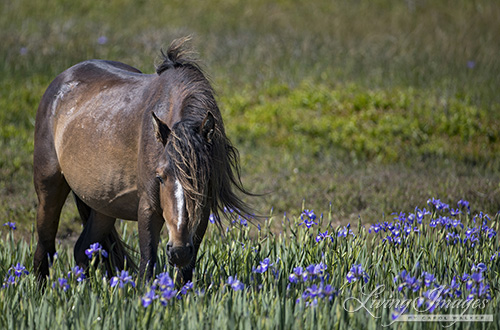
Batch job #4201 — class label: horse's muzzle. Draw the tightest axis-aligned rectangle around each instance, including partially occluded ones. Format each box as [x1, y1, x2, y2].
[166, 242, 194, 267]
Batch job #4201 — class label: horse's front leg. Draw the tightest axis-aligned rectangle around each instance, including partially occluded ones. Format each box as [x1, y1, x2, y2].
[138, 200, 164, 282]
[179, 212, 209, 284]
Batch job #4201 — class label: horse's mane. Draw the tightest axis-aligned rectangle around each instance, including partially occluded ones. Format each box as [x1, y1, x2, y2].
[166, 117, 254, 233]
[156, 37, 202, 75]
[160, 37, 254, 232]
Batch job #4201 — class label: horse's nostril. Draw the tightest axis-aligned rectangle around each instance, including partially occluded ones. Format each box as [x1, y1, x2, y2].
[167, 244, 194, 268]
[166, 242, 172, 252]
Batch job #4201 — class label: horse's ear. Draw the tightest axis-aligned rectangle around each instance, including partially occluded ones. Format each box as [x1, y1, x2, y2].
[200, 112, 215, 143]
[152, 112, 170, 146]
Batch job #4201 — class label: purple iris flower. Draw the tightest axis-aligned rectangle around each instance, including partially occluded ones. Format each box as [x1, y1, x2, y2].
[239, 217, 248, 227]
[85, 242, 108, 259]
[3, 222, 16, 230]
[303, 284, 320, 299]
[415, 207, 430, 223]
[467, 282, 491, 301]
[155, 272, 175, 291]
[394, 270, 421, 292]
[346, 264, 369, 284]
[445, 232, 461, 245]
[288, 273, 300, 283]
[449, 276, 462, 297]
[306, 262, 327, 276]
[469, 272, 483, 284]
[2, 275, 16, 288]
[141, 290, 158, 307]
[53, 278, 70, 291]
[315, 230, 330, 242]
[110, 270, 135, 288]
[288, 266, 305, 283]
[472, 263, 487, 273]
[299, 209, 318, 228]
[253, 258, 271, 274]
[180, 281, 193, 295]
[457, 200, 470, 212]
[69, 266, 86, 282]
[300, 282, 337, 306]
[485, 227, 497, 239]
[338, 224, 354, 237]
[141, 272, 179, 307]
[422, 272, 436, 287]
[427, 198, 449, 211]
[159, 288, 177, 305]
[11, 263, 29, 277]
[97, 36, 108, 45]
[227, 276, 244, 291]
[369, 223, 382, 233]
[477, 283, 491, 299]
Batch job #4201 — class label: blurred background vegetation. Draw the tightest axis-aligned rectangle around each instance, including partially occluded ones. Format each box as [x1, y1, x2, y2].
[1, 0, 499, 239]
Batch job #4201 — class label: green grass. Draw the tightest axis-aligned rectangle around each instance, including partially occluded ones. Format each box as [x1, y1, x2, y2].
[1, 200, 499, 329]
[2, 0, 500, 235]
[1, 0, 500, 326]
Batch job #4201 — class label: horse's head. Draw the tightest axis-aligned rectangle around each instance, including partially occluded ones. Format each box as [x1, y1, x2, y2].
[152, 111, 215, 268]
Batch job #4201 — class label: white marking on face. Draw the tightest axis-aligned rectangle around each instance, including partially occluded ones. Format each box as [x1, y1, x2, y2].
[175, 179, 185, 231]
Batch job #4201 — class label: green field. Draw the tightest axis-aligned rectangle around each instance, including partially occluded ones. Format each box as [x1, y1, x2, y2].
[1, 200, 499, 328]
[1, 0, 499, 328]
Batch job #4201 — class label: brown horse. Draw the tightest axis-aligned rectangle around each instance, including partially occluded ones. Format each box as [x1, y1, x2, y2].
[33, 37, 252, 284]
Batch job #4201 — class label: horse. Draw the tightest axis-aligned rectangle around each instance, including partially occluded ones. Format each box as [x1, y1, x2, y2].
[33, 37, 252, 284]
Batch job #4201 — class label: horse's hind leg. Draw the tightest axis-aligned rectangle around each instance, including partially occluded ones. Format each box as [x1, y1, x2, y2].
[33, 156, 71, 282]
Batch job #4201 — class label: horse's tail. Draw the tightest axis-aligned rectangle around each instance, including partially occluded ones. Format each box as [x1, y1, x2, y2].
[74, 192, 91, 227]
[73, 193, 137, 274]
[101, 224, 138, 274]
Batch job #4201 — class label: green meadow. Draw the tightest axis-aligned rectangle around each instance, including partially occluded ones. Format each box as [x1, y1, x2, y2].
[1, 201, 499, 328]
[0, 0, 499, 328]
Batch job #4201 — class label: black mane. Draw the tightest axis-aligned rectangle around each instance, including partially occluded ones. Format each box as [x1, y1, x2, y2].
[154, 37, 254, 228]
[156, 37, 202, 75]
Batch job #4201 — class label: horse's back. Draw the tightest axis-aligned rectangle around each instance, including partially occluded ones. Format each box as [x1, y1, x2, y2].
[36, 59, 147, 121]
[35, 60, 152, 220]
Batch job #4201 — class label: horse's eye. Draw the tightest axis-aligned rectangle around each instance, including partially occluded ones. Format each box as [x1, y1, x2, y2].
[156, 175, 164, 184]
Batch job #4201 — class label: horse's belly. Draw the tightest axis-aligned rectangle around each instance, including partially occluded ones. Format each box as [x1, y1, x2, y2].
[55, 109, 141, 220]
[74, 184, 139, 220]
[64, 166, 140, 220]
